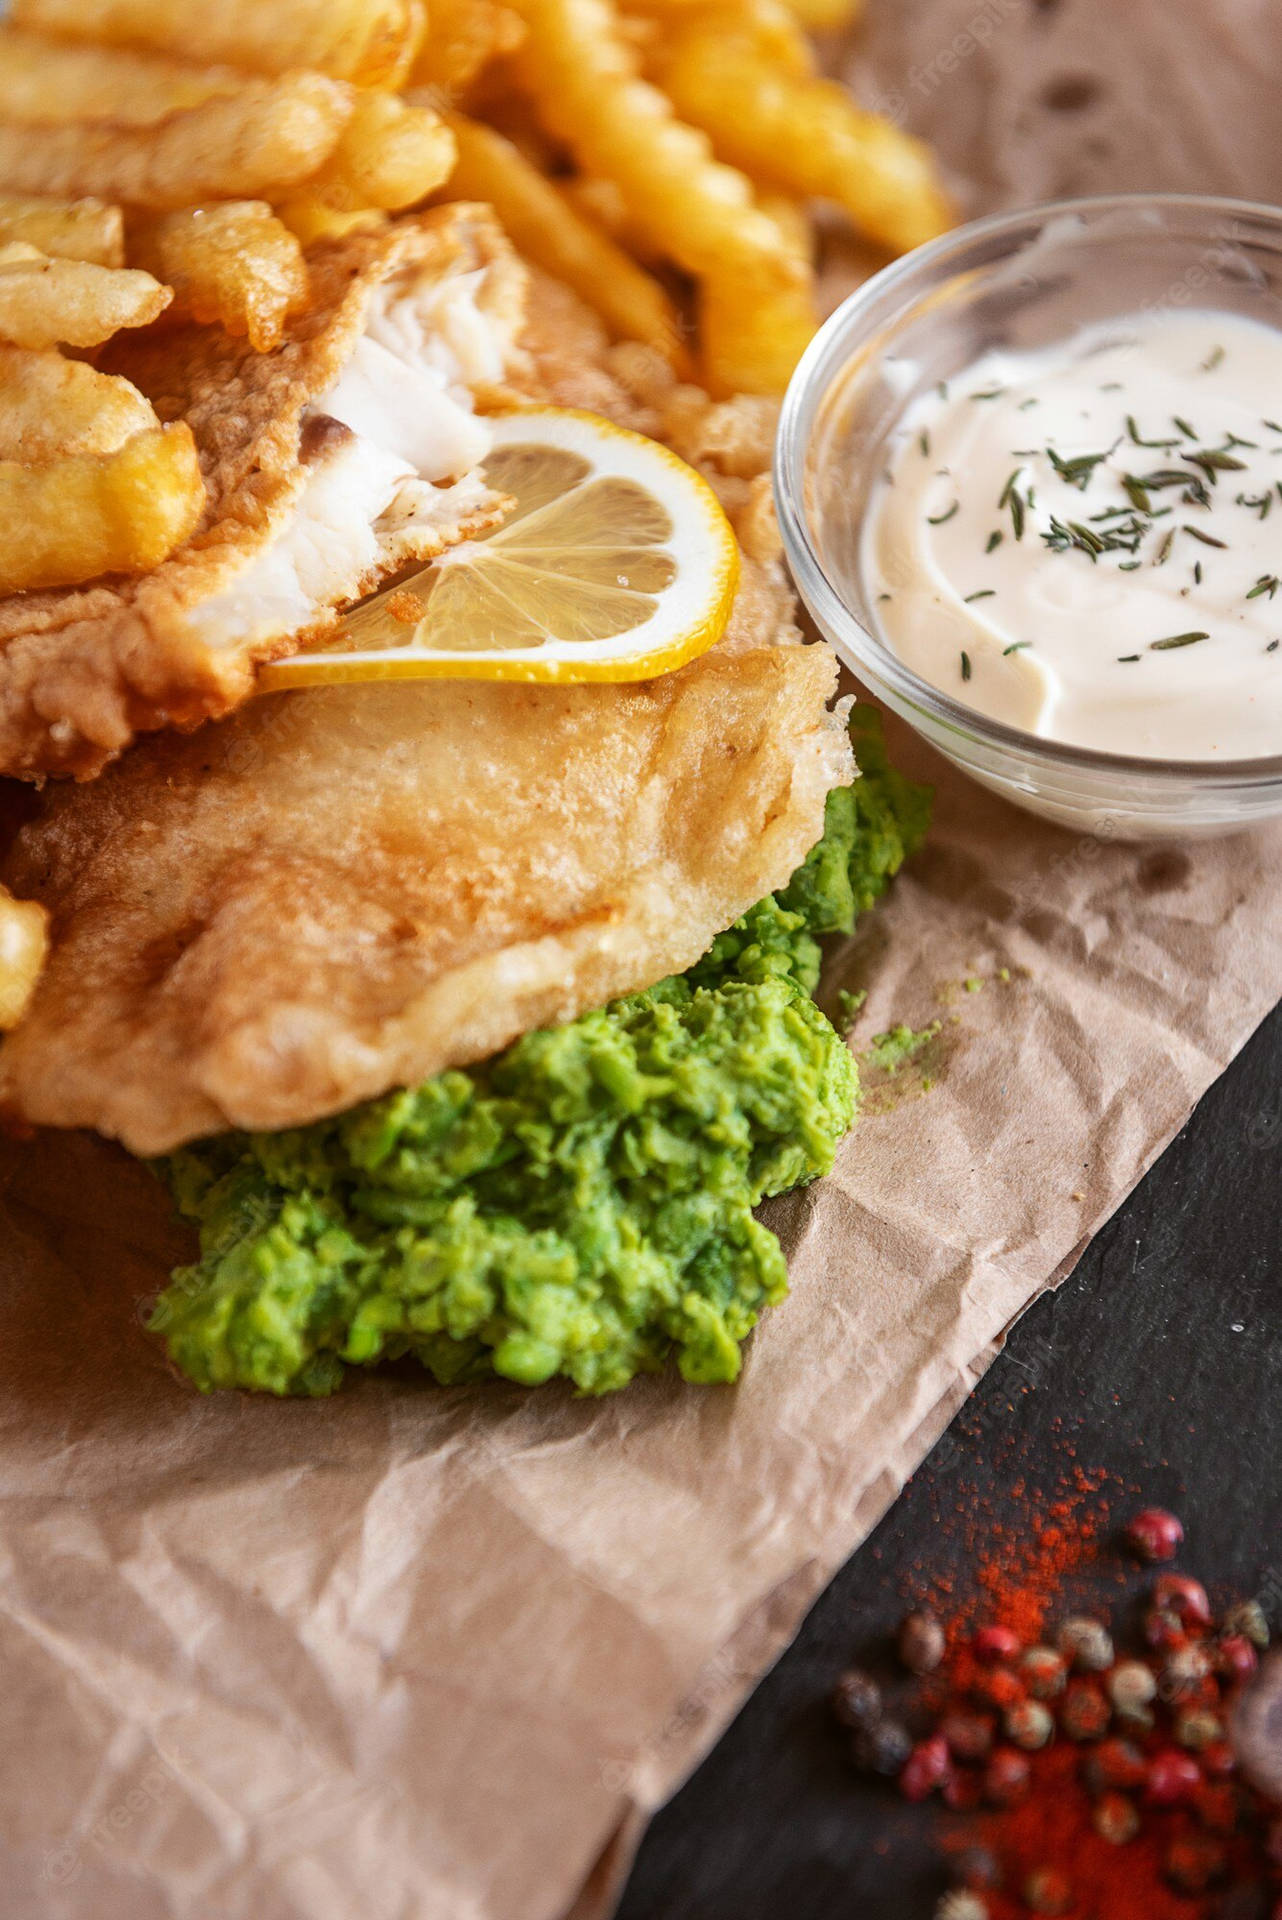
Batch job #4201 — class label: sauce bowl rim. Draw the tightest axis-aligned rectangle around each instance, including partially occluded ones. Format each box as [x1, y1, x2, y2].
[775, 190, 1282, 788]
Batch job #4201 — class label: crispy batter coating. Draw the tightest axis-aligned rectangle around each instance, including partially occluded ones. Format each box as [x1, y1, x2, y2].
[0, 346, 157, 459]
[0, 73, 355, 212]
[0, 243, 169, 349]
[127, 203, 309, 353]
[0, 640, 852, 1152]
[0, 206, 526, 780]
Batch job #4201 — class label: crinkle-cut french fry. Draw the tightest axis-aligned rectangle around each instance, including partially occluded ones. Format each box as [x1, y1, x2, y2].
[699, 268, 816, 396]
[0, 421, 204, 593]
[0, 27, 242, 125]
[513, 0, 802, 292]
[627, 0, 814, 77]
[560, 173, 662, 267]
[411, 0, 526, 94]
[566, 169, 813, 284]
[656, 21, 953, 252]
[0, 344, 157, 459]
[0, 244, 170, 349]
[10, 0, 425, 87]
[759, 191, 814, 271]
[697, 188, 816, 395]
[296, 90, 456, 213]
[0, 192, 124, 266]
[0, 886, 49, 1032]
[441, 111, 689, 368]
[127, 204, 309, 352]
[0, 72, 355, 212]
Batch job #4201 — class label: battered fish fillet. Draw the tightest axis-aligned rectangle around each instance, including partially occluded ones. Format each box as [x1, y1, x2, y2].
[0, 205, 527, 782]
[0, 635, 852, 1154]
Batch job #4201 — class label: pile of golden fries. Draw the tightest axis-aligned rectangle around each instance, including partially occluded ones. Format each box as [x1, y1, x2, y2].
[0, 0, 950, 1034]
[0, 0, 956, 655]
[0, 0, 949, 423]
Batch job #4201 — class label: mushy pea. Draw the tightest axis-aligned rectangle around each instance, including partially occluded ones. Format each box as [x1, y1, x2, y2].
[149, 709, 931, 1397]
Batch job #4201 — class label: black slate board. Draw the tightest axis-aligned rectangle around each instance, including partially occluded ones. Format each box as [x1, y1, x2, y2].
[618, 999, 1282, 1918]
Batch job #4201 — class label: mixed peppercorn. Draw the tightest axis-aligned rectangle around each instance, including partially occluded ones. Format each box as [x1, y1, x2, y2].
[830, 1508, 1281, 1917]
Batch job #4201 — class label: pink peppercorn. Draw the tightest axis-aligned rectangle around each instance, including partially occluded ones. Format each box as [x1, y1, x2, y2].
[1153, 1573, 1213, 1629]
[972, 1667, 1025, 1714]
[973, 1624, 1021, 1665]
[899, 1733, 951, 1802]
[982, 1746, 1031, 1808]
[1144, 1607, 1188, 1653]
[1217, 1634, 1259, 1685]
[1144, 1747, 1202, 1808]
[1126, 1507, 1185, 1563]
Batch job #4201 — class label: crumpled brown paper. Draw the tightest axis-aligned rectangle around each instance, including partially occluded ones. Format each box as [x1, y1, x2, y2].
[4, 5, 1282, 1917]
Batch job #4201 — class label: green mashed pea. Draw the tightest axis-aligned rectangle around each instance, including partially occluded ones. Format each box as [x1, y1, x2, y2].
[149, 709, 930, 1396]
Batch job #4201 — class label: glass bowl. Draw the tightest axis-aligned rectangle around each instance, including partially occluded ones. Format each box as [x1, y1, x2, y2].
[775, 193, 1282, 839]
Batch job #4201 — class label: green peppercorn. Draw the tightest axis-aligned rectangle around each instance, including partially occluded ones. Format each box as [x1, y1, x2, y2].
[935, 1894, 989, 1920]
[1175, 1707, 1224, 1751]
[1107, 1660, 1157, 1713]
[1005, 1699, 1054, 1751]
[1020, 1646, 1068, 1700]
[1220, 1600, 1270, 1650]
[1160, 1643, 1212, 1701]
[1057, 1616, 1114, 1673]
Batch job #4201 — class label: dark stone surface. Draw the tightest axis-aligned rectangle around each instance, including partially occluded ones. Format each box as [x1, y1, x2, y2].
[617, 1001, 1282, 1919]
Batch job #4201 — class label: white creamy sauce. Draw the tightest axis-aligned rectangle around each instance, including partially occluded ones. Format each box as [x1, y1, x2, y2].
[862, 312, 1282, 759]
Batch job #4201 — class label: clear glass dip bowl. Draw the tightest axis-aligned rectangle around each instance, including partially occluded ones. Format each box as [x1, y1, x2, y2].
[775, 193, 1282, 839]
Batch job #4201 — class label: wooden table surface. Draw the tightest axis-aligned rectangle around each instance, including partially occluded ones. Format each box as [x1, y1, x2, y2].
[617, 999, 1282, 1918]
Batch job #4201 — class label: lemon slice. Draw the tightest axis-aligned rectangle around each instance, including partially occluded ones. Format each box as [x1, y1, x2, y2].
[258, 408, 740, 688]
